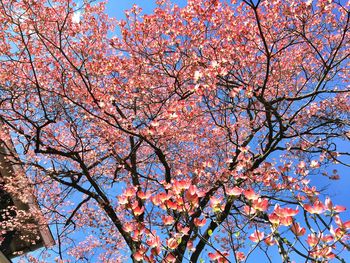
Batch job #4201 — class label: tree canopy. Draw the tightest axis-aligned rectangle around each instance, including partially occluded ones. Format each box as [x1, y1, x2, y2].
[0, 0, 350, 262]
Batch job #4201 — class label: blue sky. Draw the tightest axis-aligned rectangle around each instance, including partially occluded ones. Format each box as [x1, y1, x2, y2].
[105, 0, 187, 16]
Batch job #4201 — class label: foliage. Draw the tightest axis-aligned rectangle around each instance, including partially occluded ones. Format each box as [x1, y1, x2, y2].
[0, 0, 350, 262]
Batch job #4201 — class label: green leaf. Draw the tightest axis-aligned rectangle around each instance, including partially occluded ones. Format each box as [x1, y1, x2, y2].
[208, 229, 213, 236]
[213, 207, 221, 213]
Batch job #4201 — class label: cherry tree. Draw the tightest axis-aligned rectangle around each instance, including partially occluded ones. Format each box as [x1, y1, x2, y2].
[0, 0, 350, 262]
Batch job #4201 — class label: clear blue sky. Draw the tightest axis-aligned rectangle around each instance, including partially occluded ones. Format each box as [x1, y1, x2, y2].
[105, 0, 187, 18]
